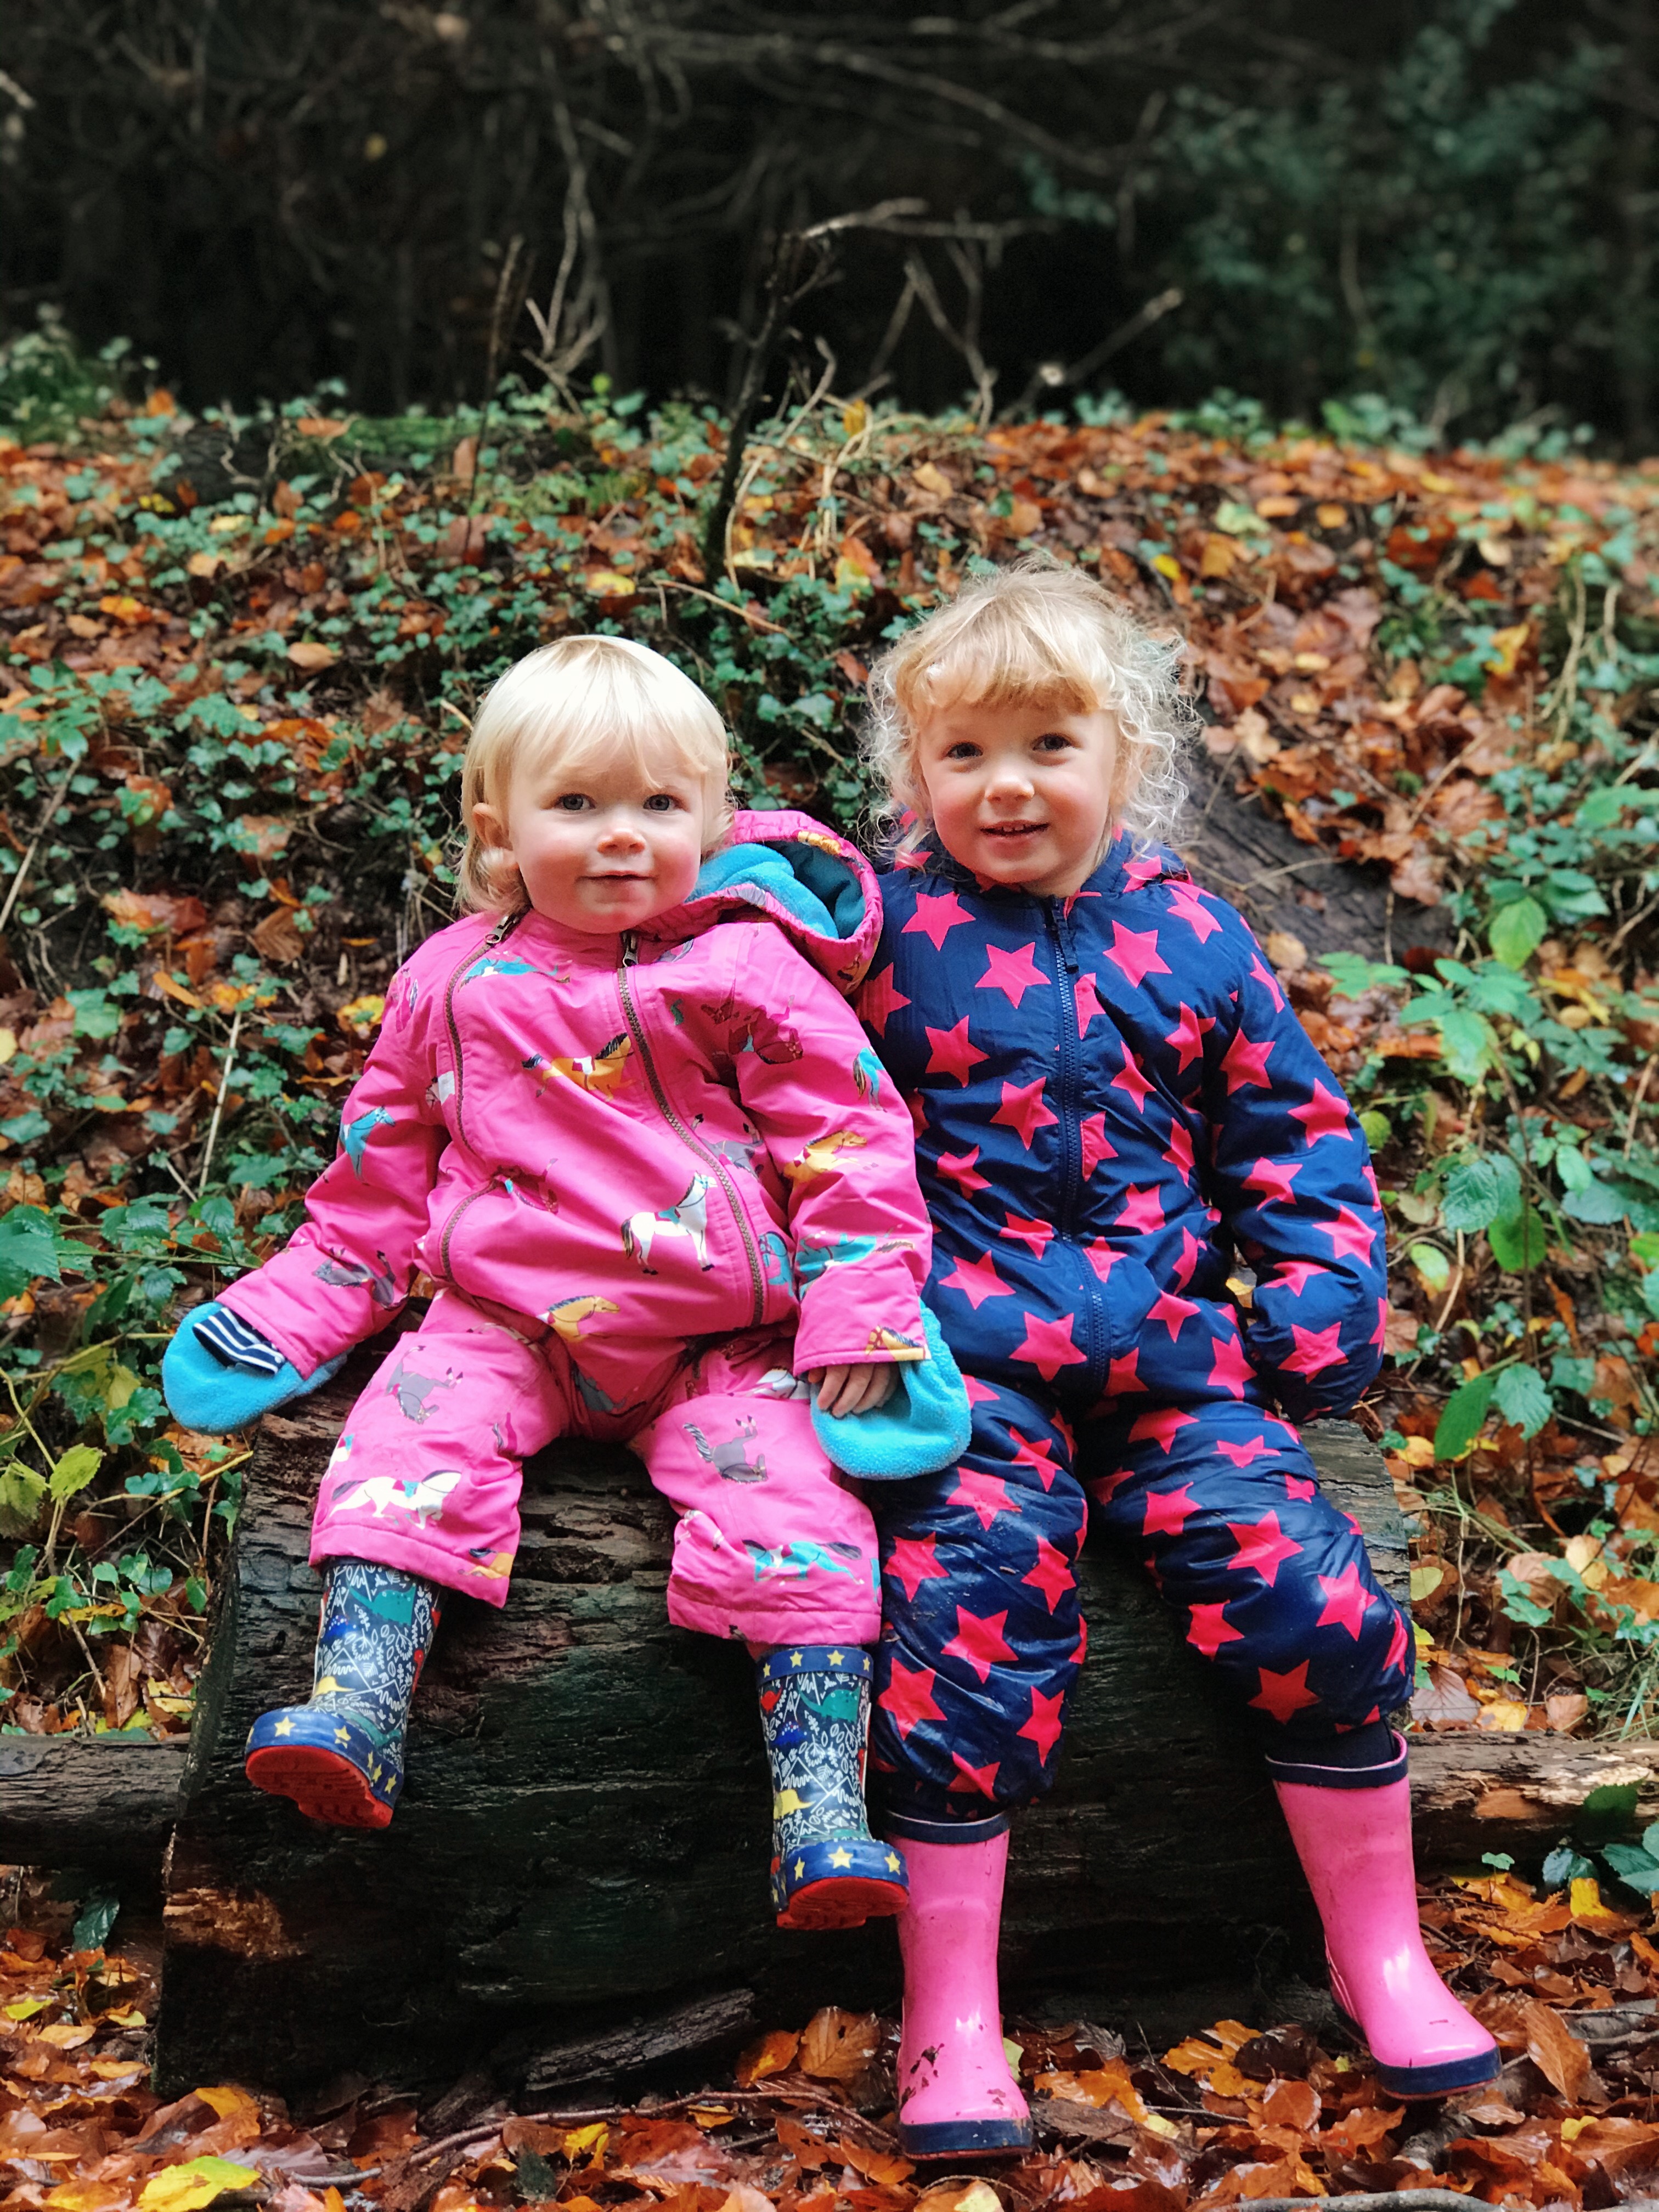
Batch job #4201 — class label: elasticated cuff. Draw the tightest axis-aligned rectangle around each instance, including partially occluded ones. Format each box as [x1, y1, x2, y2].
[1265, 1728, 1408, 1791]
[880, 1807, 1011, 1844]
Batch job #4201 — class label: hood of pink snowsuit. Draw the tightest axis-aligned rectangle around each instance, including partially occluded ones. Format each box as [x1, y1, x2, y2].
[222, 810, 933, 1387]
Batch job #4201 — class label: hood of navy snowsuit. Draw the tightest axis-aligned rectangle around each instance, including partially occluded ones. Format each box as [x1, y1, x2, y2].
[858, 830, 1388, 1424]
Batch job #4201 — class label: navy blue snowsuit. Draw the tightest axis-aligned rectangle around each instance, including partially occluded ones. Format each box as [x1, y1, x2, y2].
[856, 832, 1411, 1832]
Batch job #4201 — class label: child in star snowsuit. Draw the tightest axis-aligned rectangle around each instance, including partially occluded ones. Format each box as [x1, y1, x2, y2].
[162, 635, 970, 1936]
[854, 562, 1498, 2157]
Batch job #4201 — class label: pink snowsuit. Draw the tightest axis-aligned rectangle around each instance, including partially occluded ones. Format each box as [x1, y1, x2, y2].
[220, 811, 933, 1649]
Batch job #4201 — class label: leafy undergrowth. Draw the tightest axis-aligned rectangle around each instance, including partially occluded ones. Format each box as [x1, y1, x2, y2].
[12, 1874, 1659, 2211]
[0, 367, 1655, 1748]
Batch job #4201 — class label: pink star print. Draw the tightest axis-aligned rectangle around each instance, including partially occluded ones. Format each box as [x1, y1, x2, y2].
[978, 940, 1046, 1008]
[1075, 970, 1100, 1036]
[1372, 1294, 1389, 1349]
[885, 1534, 949, 1602]
[1022, 1539, 1074, 1613]
[1107, 1346, 1146, 1393]
[1147, 1288, 1198, 1340]
[1115, 1185, 1166, 1235]
[1111, 1051, 1154, 1112]
[1163, 1118, 1196, 1177]
[1290, 1081, 1353, 1145]
[1010, 1432, 1061, 1488]
[1270, 1260, 1327, 1295]
[1165, 1003, 1215, 1074]
[880, 1660, 944, 1740]
[1013, 1311, 1088, 1379]
[1122, 853, 1166, 890]
[1187, 1601, 1245, 1658]
[1249, 1661, 1322, 1724]
[938, 1251, 1011, 1310]
[1283, 1321, 1347, 1377]
[1319, 1206, 1378, 1264]
[1090, 1239, 1125, 1286]
[1248, 953, 1286, 1012]
[1081, 1113, 1115, 1176]
[949, 1752, 1002, 1796]
[936, 1147, 991, 1195]
[943, 1606, 1016, 1683]
[1209, 1325, 1255, 1398]
[1172, 1228, 1205, 1287]
[1104, 922, 1171, 990]
[1002, 1213, 1054, 1256]
[857, 964, 911, 1037]
[1227, 1510, 1302, 1585]
[1143, 1483, 1198, 1536]
[1384, 1611, 1410, 1676]
[1018, 1685, 1067, 1762]
[924, 1016, 988, 1085]
[1285, 1472, 1317, 1502]
[1316, 1565, 1377, 1640]
[1244, 1157, 1301, 1206]
[903, 890, 973, 951]
[992, 1076, 1059, 1148]
[963, 1374, 1001, 1405]
[1221, 1028, 1276, 1092]
[1167, 887, 1222, 943]
[950, 1466, 1020, 1529]
[1215, 1434, 1275, 1467]
[1128, 1406, 1197, 1451]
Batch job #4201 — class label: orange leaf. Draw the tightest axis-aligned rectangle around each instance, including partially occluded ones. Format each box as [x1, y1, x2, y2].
[798, 2006, 882, 2081]
[287, 640, 338, 672]
[1517, 1996, 1590, 2100]
[735, 2028, 800, 2086]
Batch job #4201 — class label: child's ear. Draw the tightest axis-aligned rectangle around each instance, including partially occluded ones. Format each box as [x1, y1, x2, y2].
[471, 800, 511, 857]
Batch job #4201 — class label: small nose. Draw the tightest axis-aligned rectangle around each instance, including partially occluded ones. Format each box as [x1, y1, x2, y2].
[985, 763, 1035, 800]
[597, 813, 646, 850]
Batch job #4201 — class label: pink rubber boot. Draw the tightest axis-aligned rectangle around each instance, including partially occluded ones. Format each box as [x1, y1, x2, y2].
[1273, 1737, 1498, 2098]
[889, 1824, 1033, 2158]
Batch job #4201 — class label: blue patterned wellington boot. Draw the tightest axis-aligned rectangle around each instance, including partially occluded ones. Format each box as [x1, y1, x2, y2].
[244, 1561, 442, 1829]
[758, 1646, 909, 1929]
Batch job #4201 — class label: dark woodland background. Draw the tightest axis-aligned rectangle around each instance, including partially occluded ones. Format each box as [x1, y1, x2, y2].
[2, 0, 1656, 447]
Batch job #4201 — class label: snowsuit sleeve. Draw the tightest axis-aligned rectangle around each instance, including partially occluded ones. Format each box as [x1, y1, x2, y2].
[1204, 928, 1387, 1423]
[218, 961, 447, 1376]
[729, 928, 931, 1375]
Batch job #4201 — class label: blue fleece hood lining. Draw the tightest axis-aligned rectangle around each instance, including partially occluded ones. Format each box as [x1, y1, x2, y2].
[692, 837, 866, 943]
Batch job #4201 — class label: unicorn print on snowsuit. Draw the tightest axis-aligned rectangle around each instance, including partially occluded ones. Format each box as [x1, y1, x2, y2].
[162, 635, 969, 1942]
[852, 560, 1497, 2160]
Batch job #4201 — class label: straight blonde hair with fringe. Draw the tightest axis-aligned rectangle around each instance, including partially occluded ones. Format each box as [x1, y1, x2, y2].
[457, 635, 731, 913]
[862, 557, 1196, 861]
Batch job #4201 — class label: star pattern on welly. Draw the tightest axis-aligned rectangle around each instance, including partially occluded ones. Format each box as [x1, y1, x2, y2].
[1320, 1205, 1378, 1265]
[1187, 1600, 1245, 1658]
[978, 940, 1046, 1007]
[1290, 1080, 1354, 1146]
[1104, 922, 1172, 990]
[1001, 1212, 1054, 1255]
[1164, 1003, 1215, 1074]
[879, 1659, 944, 1740]
[1226, 1509, 1302, 1586]
[1022, 1537, 1074, 1613]
[935, 1146, 991, 1194]
[924, 1015, 989, 1085]
[951, 1465, 1020, 1528]
[1250, 1661, 1322, 1724]
[1283, 1320, 1348, 1377]
[939, 1250, 1012, 1309]
[943, 1605, 1017, 1683]
[1244, 1156, 1301, 1206]
[1013, 1309, 1088, 1379]
[993, 1076, 1060, 1148]
[1143, 1482, 1198, 1536]
[1208, 1325, 1255, 1398]
[1316, 1562, 1378, 1641]
[857, 964, 911, 1037]
[885, 1533, 949, 1602]
[904, 889, 974, 951]
[1221, 1028, 1276, 1092]
[1018, 1684, 1067, 1762]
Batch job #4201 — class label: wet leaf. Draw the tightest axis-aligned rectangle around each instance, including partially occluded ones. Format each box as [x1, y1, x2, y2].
[797, 2006, 882, 2081]
[137, 2158, 263, 2212]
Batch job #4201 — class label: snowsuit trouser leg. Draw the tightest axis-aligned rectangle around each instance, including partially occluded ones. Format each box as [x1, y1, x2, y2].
[869, 1378, 1087, 1828]
[1081, 1398, 1412, 1745]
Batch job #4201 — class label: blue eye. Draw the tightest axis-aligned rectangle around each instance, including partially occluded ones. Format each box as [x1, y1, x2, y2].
[644, 793, 678, 812]
[554, 794, 590, 811]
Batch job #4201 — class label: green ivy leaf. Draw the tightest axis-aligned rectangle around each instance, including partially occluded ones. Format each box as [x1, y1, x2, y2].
[1494, 1362, 1553, 1437]
[1488, 894, 1548, 969]
[1488, 1208, 1548, 1271]
[1433, 1370, 1498, 1460]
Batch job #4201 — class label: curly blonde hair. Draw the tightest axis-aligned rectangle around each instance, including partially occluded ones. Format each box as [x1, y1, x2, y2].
[862, 556, 1195, 859]
[457, 635, 731, 913]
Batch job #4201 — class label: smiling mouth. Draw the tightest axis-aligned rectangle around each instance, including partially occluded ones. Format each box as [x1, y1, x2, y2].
[981, 822, 1046, 839]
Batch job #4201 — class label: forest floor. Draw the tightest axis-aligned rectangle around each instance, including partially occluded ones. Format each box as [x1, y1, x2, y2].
[0, 360, 1658, 2203]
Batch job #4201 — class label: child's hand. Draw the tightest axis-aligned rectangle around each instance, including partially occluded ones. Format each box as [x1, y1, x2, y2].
[810, 1362, 899, 1418]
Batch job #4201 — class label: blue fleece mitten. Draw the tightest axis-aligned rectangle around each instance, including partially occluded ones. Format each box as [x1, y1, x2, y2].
[162, 1301, 347, 1433]
[811, 1307, 972, 1480]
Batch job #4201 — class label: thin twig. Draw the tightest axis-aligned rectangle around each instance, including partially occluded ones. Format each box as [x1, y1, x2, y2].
[1626, 1054, 1658, 1159]
[195, 1002, 246, 1197]
[656, 580, 787, 634]
[0, 762, 77, 936]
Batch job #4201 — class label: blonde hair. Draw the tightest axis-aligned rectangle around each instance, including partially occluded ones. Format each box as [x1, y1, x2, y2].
[458, 635, 731, 912]
[862, 556, 1195, 859]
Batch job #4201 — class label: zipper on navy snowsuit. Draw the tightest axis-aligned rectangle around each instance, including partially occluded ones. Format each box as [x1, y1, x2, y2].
[1042, 901, 1105, 1381]
[615, 929, 766, 1328]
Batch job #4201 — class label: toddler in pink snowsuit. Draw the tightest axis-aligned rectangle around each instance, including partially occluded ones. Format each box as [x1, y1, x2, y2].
[163, 634, 966, 1934]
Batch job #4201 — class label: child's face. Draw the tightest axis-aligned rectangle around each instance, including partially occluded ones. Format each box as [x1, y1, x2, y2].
[915, 695, 1124, 898]
[472, 746, 709, 932]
